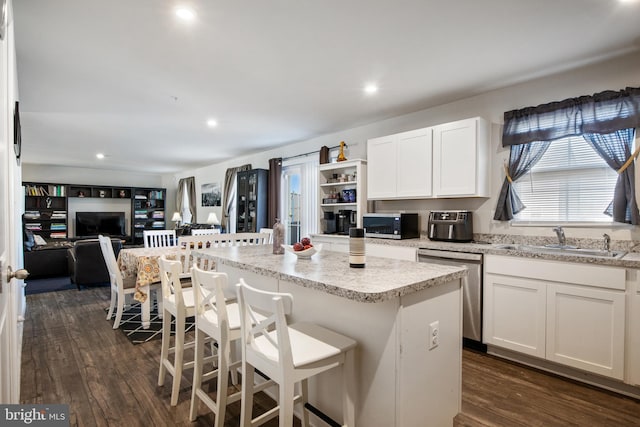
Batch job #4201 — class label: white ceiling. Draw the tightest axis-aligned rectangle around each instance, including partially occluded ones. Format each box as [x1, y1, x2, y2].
[13, 0, 640, 174]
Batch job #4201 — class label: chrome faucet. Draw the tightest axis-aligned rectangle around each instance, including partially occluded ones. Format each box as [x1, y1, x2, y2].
[603, 233, 611, 252]
[552, 226, 566, 247]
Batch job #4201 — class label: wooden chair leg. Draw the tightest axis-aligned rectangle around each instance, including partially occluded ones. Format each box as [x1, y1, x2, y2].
[300, 380, 309, 427]
[171, 314, 186, 406]
[158, 310, 171, 386]
[279, 380, 295, 427]
[240, 363, 255, 427]
[189, 328, 205, 421]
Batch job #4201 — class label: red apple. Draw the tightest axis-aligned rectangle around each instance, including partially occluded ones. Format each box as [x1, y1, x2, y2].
[301, 237, 311, 246]
[293, 242, 304, 251]
[303, 244, 312, 250]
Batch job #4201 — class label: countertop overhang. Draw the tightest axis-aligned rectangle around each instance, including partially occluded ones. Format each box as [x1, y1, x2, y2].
[192, 245, 467, 303]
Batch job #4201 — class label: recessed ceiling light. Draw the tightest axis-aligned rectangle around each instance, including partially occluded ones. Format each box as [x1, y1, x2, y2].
[96, 153, 105, 159]
[364, 84, 378, 95]
[175, 7, 196, 21]
[207, 119, 218, 128]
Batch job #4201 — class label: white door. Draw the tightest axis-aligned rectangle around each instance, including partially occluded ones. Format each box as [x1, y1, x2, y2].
[0, 0, 25, 403]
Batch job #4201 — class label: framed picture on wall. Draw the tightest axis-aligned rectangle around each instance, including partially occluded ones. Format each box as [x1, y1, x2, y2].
[201, 182, 221, 207]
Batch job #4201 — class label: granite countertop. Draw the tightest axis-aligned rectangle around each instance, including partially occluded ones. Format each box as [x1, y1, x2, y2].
[192, 245, 467, 303]
[312, 234, 640, 268]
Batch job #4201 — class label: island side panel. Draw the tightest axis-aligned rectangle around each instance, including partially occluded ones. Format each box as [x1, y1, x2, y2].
[397, 279, 462, 427]
[278, 278, 400, 427]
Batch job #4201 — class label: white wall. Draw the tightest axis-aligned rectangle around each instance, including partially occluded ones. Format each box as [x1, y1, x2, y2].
[172, 51, 640, 242]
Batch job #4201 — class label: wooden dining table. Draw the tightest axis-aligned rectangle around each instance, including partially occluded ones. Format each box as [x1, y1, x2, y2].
[117, 246, 183, 328]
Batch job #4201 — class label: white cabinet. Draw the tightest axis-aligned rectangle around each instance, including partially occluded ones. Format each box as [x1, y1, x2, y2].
[546, 283, 625, 379]
[367, 117, 490, 200]
[318, 159, 367, 234]
[484, 255, 627, 380]
[484, 273, 546, 358]
[630, 271, 640, 386]
[433, 117, 490, 197]
[367, 128, 432, 199]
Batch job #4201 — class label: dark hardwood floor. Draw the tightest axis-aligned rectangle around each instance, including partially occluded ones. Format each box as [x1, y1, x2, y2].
[21, 287, 640, 426]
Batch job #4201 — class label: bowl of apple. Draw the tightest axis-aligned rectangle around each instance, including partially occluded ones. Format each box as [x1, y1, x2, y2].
[282, 237, 322, 259]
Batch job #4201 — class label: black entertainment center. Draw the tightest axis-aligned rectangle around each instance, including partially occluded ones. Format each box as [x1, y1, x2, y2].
[22, 182, 166, 280]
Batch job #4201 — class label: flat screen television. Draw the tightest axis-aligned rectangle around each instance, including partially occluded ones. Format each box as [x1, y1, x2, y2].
[75, 212, 126, 238]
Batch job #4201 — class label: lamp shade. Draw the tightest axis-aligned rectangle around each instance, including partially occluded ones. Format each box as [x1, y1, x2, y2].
[206, 212, 220, 225]
[171, 212, 182, 222]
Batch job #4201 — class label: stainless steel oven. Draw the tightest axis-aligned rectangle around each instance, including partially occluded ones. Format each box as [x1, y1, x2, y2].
[417, 248, 484, 348]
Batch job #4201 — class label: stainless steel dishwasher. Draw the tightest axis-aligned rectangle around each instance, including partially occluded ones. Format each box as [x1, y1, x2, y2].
[417, 248, 484, 348]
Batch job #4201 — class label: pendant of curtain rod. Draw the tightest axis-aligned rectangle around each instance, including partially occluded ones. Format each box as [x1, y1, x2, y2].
[282, 143, 346, 161]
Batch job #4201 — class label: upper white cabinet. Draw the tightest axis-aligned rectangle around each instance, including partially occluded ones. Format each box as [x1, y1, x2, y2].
[366, 117, 490, 200]
[433, 117, 490, 197]
[367, 128, 433, 200]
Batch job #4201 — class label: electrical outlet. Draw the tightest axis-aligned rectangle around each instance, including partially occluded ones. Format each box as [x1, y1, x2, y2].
[429, 321, 439, 350]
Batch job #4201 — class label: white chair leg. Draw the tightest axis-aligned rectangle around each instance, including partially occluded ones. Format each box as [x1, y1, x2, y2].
[214, 343, 230, 427]
[342, 350, 356, 427]
[300, 379, 309, 427]
[158, 310, 171, 386]
[229, 343, 238, 385]
[171, 314, 186, 406]
[112, 293, 124, 329]
[106, 288, 116, 320]
[279, 380, 295, 427]
[189, 328, 205, 421]
[240, 362, 255, 427]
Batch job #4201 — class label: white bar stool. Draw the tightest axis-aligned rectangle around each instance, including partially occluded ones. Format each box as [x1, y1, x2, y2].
[236, 279, 357, 427]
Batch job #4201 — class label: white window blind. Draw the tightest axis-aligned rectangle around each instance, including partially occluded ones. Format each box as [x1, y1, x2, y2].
[513, 136, 618, 223]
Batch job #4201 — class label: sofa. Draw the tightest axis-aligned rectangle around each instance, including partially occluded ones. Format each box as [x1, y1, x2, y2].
[67, 238, 123, 288]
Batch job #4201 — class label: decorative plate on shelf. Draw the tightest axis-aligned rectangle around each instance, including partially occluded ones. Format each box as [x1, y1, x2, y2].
[282, 244, 322, 259]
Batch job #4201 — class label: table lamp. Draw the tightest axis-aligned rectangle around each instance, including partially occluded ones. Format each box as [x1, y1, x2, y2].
[206, 212, 220, 229]
[171, 212, 182, 228]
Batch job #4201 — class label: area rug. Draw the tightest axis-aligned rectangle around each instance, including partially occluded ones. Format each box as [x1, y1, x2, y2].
[109, 301, 195, 345]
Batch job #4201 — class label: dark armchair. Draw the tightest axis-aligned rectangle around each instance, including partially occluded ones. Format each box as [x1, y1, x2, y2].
[68, 238, 123, 289]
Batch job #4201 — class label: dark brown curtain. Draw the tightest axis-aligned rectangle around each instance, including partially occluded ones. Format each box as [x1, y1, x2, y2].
[221, 164, 251, 232]
[177, 177, 196, 223]
[267, 158, 282, 227]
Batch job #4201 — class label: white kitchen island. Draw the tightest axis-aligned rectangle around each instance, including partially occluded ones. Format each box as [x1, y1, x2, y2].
[192, 245, 466, 427]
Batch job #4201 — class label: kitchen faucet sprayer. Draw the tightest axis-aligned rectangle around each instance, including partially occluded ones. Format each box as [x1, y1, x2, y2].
[603, 233, 611, 252]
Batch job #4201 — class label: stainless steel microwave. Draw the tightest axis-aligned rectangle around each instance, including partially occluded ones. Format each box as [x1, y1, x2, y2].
[362, 213, 420, 239]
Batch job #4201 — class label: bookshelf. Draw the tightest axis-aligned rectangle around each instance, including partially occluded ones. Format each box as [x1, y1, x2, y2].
[68, 184, 131, 199]
[23, 182, 69, 239]
[131, 187, 167, 245]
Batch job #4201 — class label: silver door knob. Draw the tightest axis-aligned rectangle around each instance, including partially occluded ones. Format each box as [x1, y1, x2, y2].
[7, 267, 29, 281]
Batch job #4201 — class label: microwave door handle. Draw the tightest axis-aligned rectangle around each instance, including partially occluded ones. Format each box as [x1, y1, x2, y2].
[448, 224, 453, 239]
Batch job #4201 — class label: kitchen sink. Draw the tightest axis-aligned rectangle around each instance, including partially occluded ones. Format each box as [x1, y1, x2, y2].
[493, 244, 626, 259]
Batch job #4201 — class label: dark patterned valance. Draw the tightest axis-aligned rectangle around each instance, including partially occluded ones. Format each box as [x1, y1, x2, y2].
[502, 86, 640, 147]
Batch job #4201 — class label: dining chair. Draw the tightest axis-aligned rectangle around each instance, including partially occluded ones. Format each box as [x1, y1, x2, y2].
[232, 232, 271, 246]
[236, 279, 357, 427]
[177, 235, 231, 277]
[144, 229, 177, 248]
[157, 255, 204, 406]
[191, 228, 221, 236]
[98, 234, 159, 329]
[258, 228, 274, 244]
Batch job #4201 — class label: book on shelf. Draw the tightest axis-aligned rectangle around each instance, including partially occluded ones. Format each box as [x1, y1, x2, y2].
[50, 232, 67, 239]
[134, 223, 146, 228]
[148, 190, 163, 200]
[134, 215, 147, 219]
[25, 224, 42, 230]
[50, 223, 67, 230]
[152, 211, 164, 219]
[151, 221, 165, 228]
[135, 195, 147, 200]
[24, 211, 40, 219]
[24, 184, 65, 196]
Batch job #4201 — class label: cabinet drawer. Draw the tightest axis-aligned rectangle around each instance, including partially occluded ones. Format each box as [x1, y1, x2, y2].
[485, 255, 625, 290]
